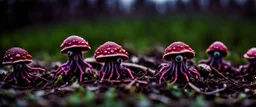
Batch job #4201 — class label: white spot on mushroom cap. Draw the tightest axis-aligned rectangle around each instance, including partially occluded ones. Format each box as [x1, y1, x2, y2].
[94, 41, 129, 59]
[16, 54, 21, 57]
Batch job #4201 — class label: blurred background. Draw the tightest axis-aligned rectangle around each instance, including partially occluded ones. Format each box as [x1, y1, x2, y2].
[0, 0, 256, 65]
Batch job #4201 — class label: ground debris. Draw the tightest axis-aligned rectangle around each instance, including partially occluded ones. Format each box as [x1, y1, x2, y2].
[0, 49, 256, 106]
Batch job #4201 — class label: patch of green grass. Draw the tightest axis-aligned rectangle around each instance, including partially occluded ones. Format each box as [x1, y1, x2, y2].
[1, 16, 255, 64]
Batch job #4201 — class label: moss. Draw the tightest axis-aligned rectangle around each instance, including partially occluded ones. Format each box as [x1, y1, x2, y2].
[1, 16, 255, 63]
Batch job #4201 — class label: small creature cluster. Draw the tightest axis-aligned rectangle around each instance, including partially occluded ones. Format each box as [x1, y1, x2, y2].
[1, 35, 256, 88]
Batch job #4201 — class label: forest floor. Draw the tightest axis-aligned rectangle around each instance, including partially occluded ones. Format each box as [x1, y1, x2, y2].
[0, 48, 256, 107]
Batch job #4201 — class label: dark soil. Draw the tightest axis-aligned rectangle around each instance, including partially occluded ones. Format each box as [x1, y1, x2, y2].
[0, 48, 256, 107]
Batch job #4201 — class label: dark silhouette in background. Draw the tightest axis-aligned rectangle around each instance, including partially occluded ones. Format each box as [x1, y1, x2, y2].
[0, 0, 256, 34]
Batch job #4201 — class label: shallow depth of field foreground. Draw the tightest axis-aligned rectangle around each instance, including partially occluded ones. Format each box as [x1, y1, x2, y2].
[1, 0, 256, 107]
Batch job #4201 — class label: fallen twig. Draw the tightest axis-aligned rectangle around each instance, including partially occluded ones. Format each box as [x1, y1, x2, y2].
[125, 79, 137, 89]
[188, 82, 227, 95]
[204, 84, 227, 95]
[84, 57, 103, 65]
[210, 66, 243, 87]
[30, 74, 50, 82]
[122, 62, 156, 74]
[188, 82, 201, 93]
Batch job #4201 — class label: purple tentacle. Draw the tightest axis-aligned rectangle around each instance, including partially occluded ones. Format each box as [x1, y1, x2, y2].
[159, 69, 169, 84]
[190, 68, 200, 78]
[23, 70, 32, 78]
[115, 64, 120, 80]
[82, 61, 94, 74]
[78, 53, 94, 74]
[171, 66, 178, 84]
[155, 65, 168, 76]
[21, 72, 31, 83]
[66, 59, 74, 71]
[121, 67, 134, 79]
[2, 73, 11, 82]
[209, 58, 214, 66]
[180, 71, 189, 82]
[26, 64, 45, 72]
[108, 61, 114, 80]
[237, 66, 246, 73]
[13, 72, 18, 81]
[55, 59, 73, 77]
[200, 55, 231, 72]
[55, 66, 65, 79]
[76, 60, 85, 82]
[179, 62, 189, 82]
[158, 61, 175, 84]
[100, 62, 110, 81]
[169, 62, 176, 76]
[183, 66, 194, 78]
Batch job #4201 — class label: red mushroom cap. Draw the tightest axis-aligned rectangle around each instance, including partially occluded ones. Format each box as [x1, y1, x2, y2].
[206, 41, 228, 56]
[2, 47, 33, 65]
[60, 35, 91, 55]
[163, 41, 195, 60]
[94, 41, 129, 62]
[244, 48, 256, 59]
